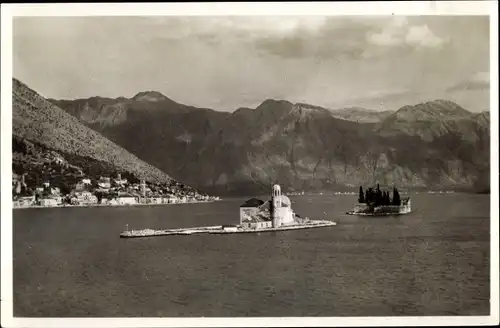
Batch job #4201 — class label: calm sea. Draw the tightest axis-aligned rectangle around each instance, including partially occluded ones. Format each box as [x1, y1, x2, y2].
[13, 193, 490, 317]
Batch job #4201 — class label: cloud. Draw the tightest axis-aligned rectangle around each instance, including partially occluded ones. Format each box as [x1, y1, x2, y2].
[250, 17, 373, 60]
[249, 16, 449, 61]
[179, 16, 329, 42]
[367, 17, 446, 49]
[471, 71, 490, 83]
[446, 71, 490, 92]
[405, 25, 446, 48]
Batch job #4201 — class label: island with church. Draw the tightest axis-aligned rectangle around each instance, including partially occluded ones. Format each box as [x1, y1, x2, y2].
[120, 184, 336, 238]
[346, 184, 412, 216]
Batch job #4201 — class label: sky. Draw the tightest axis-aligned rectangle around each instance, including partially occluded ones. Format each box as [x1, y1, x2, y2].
[13, 15, 490, 112]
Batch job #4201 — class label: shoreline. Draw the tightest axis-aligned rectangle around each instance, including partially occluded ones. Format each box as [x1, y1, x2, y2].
[12, 199, 219, 210]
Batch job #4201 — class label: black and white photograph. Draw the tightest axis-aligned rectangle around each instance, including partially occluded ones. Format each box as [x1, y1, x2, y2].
[1, 2, 498, 327]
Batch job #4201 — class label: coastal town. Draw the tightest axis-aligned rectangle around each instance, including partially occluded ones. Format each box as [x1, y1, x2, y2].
[12, 172, 219, 209]
[12, 135, 220, 209]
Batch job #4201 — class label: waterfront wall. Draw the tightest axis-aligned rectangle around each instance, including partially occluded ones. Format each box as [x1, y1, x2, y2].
[354, 201, 411, 214]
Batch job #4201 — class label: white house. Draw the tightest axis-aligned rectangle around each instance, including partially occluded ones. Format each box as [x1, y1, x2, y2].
[15, 195, 36, 207]
[222, 225, 239, 232]
[148, 197, 162, 204]
[162, 195, 177, 204]
[72, 191, 98, 205]
[116, 195, 137, 205]
[98, 181, 111, 189]
[54, 156, 65, 165]
[98, 177, 111, 189]
[39, 198, 59, 207]
[50, 187, 61, 195]
[75, 181, 87, 191]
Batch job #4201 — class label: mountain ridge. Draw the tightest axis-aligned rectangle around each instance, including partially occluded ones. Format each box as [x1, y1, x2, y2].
[50, 90, 490, 196]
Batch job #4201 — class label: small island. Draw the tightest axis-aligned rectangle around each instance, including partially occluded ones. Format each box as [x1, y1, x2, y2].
[120, 184, 336, 238]
[346, 184, 411, 216]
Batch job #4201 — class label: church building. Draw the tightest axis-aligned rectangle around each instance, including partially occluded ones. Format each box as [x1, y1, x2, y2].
[239, 184, 299, 229]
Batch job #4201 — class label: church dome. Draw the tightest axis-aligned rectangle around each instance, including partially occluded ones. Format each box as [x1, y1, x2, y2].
[278, 195, 291, 207]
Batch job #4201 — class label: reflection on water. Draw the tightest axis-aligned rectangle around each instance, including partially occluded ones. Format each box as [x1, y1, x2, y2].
[13, 193, 490, 317]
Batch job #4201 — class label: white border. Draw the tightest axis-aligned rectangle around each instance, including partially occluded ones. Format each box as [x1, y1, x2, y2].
[1, 2, 499, 327]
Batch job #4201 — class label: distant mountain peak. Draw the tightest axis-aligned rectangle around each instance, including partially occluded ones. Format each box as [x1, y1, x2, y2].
[132, 91, 170, 102]
[394, 99, 471, 121]
[257, 99, 293, 108]
[232, 107, 253, 116]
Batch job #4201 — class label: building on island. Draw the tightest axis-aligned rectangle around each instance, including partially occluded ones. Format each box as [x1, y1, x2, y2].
[349, 185, 412, 216]
[239, 198, 267, 229]
[239, 184, 301, 230]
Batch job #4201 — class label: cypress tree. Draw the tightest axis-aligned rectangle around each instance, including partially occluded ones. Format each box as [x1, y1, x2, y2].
[375, 184, 381, 206]
[367, 188, 373, 204]
[358, 186, 365, 203]
[393, 187, 401, 206]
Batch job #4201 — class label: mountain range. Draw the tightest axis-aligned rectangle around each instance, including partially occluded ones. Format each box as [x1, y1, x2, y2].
[45, 87, 490, 196]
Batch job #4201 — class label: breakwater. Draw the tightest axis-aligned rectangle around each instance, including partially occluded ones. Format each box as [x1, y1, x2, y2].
[120, 220, 337, 238]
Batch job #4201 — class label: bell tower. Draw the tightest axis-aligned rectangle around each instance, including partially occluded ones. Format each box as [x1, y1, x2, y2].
[271, 184, 281, 227]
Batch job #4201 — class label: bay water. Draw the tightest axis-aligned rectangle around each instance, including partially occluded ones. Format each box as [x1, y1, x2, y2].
[13, 193, 490, 317]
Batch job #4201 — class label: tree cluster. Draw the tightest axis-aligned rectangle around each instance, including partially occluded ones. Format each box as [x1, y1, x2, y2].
[358, 184, 401, 206]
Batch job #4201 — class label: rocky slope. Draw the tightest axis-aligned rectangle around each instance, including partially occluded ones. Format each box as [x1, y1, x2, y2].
[51, 93, 490, 196]
[329, 106, 393, 123]
[12, 79, 178, 185]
